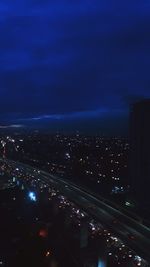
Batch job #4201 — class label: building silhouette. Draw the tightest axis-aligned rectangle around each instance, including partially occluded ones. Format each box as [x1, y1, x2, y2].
[130, 100, 150, 203]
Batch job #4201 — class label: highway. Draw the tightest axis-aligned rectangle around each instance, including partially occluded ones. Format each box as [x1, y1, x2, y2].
[41, 172, 150, 263]
[1, 158, 150, 265]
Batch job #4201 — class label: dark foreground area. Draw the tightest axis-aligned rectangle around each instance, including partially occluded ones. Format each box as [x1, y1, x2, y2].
[0, 186, 82, 267]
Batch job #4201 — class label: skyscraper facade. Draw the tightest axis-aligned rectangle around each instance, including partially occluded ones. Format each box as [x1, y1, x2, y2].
[130, 100, 150, 203]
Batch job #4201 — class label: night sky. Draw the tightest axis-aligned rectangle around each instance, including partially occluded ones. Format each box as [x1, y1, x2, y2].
[0, 0, 150, 134]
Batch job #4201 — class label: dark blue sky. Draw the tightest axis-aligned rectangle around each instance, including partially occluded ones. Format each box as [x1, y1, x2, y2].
[0, 0, 150, 133]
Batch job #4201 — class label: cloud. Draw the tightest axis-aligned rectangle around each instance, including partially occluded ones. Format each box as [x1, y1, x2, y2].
[18, 108, 126, 123]
[0, 124, 24, 129]
[0, 0, 150, 127]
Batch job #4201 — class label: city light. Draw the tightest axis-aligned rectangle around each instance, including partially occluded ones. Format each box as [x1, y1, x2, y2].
[98, 259, 106, 267]
[28, 191, 37, 202]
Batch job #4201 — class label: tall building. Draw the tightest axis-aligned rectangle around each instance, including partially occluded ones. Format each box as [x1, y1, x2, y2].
[130, 100, 150, 203]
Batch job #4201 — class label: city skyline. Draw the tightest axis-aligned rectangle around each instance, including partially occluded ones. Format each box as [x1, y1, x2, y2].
[1, 1, 150, 266]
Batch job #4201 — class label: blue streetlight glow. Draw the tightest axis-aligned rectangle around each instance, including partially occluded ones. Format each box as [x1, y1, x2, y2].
[98, 259, 106, 267]
[28, 192, 37, 202]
